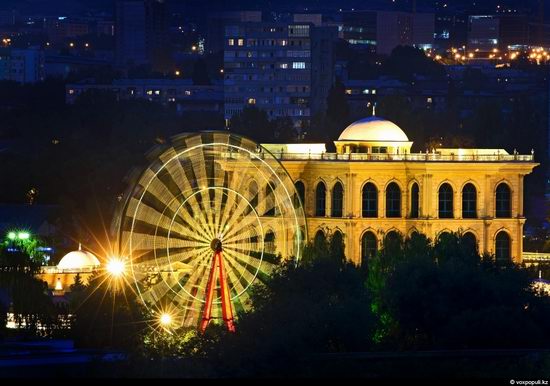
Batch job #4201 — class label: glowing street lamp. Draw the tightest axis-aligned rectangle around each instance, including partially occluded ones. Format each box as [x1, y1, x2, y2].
[106, 258, 125, 277]
[18, 232, 30, 240]
[159, 313, 172, 327]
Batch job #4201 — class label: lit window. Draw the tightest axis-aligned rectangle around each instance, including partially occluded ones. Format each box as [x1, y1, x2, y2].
[185, 90, 192, 96]
[427, 97, 433, 103]
[68, 89, 74, 94]
[228, 39, 234, 46]
[345, 89, 352, 95]
[146, 90, 153, 95]
[237, 39, 244, 46]
[248, 98, 256, 104]
[154, 90, 161, 95]
[292, 62, 306, 69]
[372, 89, 376, 95]
[362, 89, 370, 94]
[279, 63, 288, 69]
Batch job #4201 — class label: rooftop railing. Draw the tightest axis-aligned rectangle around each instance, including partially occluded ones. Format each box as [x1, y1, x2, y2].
[266, 152, 535, 162]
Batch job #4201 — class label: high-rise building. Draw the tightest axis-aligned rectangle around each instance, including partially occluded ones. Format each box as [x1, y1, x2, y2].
[206, 11, 262, 54]
[223, 19, 337, 128]
[435, 12, 468, 50]
[145, 0, 171, 73]
[115, 0, 147, 67]
[376, 11, 435, 55]
[468, 15, 500, 52]
[337, 10, 434, 55]
[115, 0, 170, 71]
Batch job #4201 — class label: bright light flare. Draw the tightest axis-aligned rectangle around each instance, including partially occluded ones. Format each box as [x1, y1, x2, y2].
[160, 313, 172, 326]
[106, 258, 125, 277]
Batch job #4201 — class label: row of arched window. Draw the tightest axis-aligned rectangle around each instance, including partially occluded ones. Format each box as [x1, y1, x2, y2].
[356, 229, 512, 263]
[265, 226, 513, 265]
[297, 180, 512, 219]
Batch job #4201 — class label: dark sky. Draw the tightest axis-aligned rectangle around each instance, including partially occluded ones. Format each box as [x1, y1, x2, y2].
[0, 0, 545, 17]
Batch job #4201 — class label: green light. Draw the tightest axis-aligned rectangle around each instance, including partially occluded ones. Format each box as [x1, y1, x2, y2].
[18, 232, 30, 240]
[7, 232, 16, 240]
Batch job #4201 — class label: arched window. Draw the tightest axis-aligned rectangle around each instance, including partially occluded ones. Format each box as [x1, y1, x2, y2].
[496, 183, 511, 218]
[331, 230, 344, 253]
[410, 183, 419, 218]
[361, 231, 377, 266]
[265, 231, 276, 254]
[386, 182, 401, 218]
[385, 231, 400, 243]
[315, 182, 326, 217]
[495, 231, 511, 262]
[331, 182, 343, 217]
[314, 229, 326, 246]
[265, 181, 276, 216]
[362, 182, 378, 218]
[437, 231, 452, 243]
[462, 183, 477, 218]
[438, 183, 454, 218]
[294, 181, 305, 209]
[462, 232, 477, 252]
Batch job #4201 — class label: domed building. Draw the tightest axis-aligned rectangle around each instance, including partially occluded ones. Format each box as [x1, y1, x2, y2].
[39, 244, 100, 294]
[335, 117, 413, 155]
[57, 245, 100, 271]
[262, 116, 538, 265]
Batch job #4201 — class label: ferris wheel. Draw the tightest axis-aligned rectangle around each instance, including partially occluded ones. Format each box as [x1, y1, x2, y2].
[113, 132, 306, 332]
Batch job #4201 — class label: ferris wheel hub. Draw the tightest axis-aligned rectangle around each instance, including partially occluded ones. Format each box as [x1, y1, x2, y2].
[210, 238, 223, 252]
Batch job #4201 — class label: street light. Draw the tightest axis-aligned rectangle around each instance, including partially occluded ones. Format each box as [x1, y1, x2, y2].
[106, 258, 125, 277]
[159, 313, 172, 327]
[18, 232, 30, 240]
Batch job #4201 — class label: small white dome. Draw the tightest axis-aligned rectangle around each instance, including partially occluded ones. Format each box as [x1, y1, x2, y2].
[57, 249, 100, 270]
[338, 117, 409, 142]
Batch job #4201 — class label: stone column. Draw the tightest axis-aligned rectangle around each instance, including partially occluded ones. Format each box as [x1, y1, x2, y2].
[518, 174, 524, 218]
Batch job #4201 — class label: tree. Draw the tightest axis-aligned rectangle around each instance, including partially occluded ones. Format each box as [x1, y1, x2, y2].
[0, 246, 57, 337]
[152, 234, 375, 377]
[270, 116, 297, 142]
[71, 272, 146, 350]
[369, 231, 550, 350]
[229, 105, 271, 141]
[383, 45, 445, 82]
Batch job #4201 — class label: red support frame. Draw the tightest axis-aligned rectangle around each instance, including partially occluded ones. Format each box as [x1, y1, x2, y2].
[199, 249, 236, 333]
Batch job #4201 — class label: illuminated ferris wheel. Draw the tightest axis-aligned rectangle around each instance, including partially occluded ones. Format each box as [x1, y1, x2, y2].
[113, 132, 306, 332]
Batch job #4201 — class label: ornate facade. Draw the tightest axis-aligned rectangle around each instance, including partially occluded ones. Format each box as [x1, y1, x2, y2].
[263, 116, 538, 265]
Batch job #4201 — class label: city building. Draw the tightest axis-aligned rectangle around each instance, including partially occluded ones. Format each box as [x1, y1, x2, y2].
[65, 79, 223, 114]
[115, 0, 147, 67]
[468, 14, 550, 52]
[337, 10, 435, 54]
[262, 116, 537, 265]
[223, 19, 338, 127]
[434, 12, 468, 50]
[0, 47, 44, 83]
[115, 0, 170, 71]
[206, 11, 262, 54]
[39, 245, 100, 295]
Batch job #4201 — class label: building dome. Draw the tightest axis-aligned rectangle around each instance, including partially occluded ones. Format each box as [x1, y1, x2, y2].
[338, 117, 409, 142]
[57, 245, 100, 270]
